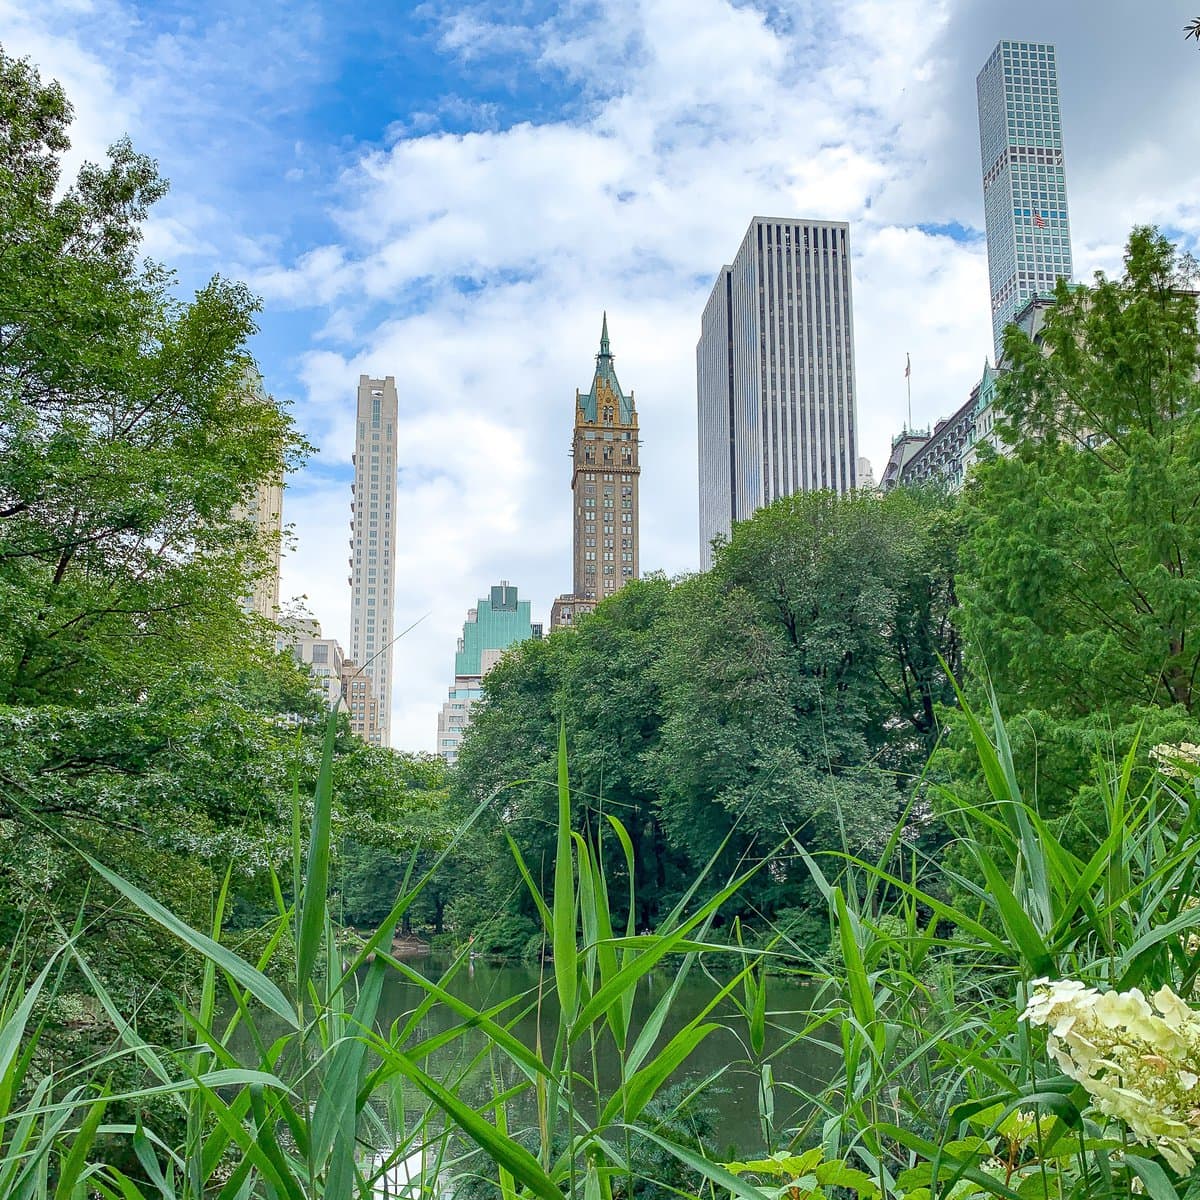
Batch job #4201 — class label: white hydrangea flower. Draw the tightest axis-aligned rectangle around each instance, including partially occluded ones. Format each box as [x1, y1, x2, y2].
[1022, 978, 1200, 1172]
[1151, 742, 1200, 778]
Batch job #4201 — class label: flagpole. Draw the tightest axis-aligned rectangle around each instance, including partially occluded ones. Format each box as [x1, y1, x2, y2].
[906, 353, 912, 431]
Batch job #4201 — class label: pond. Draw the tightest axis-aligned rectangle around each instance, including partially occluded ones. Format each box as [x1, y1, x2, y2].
[377, 954, 835, 1157]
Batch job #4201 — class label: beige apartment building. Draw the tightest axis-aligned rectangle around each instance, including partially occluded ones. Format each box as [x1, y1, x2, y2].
[347, 376, 398, 746]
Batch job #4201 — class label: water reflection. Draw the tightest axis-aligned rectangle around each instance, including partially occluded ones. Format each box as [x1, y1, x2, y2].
[376, 955, 833, 1156]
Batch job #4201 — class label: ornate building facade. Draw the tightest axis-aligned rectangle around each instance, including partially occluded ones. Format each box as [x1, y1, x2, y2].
[551, 316, 641, 630]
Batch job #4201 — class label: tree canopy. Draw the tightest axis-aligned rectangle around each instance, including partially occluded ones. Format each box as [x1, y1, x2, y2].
[450, 487, 963, 945]
[0, 53, 305, 709]
[0, 47, 452, 1094]
[952, 227, 1200, 837]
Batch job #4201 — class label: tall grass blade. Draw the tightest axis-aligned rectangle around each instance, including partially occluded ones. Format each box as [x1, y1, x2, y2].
[53, 1088, 109, 1200]
[296, 707, 337, 999]
[553, 721, 579, 1023]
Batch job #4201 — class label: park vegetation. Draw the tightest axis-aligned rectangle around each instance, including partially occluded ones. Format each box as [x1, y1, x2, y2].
[3, 39, 1200, 1200]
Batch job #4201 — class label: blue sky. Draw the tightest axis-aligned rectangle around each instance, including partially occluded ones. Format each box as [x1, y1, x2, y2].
[4, 0, 1199, 751]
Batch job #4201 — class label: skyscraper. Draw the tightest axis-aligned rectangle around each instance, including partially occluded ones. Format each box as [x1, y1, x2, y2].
[550, 316, 641, 629]
[696, 217, 859, 569]
[436, 581, 539, 764]
[232, 369, 283, 619]
[977, 40, 1073, 361]
[347, 375, 398, 746]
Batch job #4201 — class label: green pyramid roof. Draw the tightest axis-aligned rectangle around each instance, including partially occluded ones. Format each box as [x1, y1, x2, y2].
[578, 312, 634, 424]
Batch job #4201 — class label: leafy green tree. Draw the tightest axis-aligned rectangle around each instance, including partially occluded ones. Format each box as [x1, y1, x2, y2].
[448, 632, 568, 945]
[0, 51, 461, 1123]
[649, 489, 961, 923]
[0, 48, 304, 709]
[334, 751, 451, 932]
[450, 580, 693, 939]
[451, 495, 962, 939]
[954, 227, 1200, 836]
[555, 577, 691, 927]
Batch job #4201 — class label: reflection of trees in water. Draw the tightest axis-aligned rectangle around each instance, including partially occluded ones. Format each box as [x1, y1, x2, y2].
[373, 957, 832, 1168]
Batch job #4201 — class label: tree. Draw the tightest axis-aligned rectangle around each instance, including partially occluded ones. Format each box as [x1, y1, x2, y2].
[448, 632, 570, 950]
[954, 227, 1200, 836]
[1187, 17, 1200, 42]
[450, 580, 693, 939]
[450, 494, 963, 940]
[649, 489, 961, 923]
[0, 53, 461, 1150]
[0, 48, 304, 709]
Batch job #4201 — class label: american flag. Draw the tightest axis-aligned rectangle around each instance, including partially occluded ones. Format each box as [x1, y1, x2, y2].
[1033, 211, 1046, 228]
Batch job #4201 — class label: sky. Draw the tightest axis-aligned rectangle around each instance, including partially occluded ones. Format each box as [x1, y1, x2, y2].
[4, 0, 1199, 753]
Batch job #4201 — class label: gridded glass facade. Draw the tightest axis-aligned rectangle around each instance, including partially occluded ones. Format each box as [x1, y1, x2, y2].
[697, 218, 859, 569]
[977, 41, 1073, 360]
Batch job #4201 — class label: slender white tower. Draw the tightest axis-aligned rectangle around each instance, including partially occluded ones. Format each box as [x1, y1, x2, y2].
[347, 375, 398, 746]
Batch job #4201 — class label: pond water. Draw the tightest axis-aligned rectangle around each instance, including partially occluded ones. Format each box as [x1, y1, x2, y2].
[378, 955, 835, 1157]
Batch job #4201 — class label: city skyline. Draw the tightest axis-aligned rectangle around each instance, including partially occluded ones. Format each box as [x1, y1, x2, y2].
[10, 0, 1199, 751]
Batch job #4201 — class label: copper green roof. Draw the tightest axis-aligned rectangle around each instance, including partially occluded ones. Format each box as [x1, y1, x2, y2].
[578, 312, 634, 424]
[454, 583, 534, 678]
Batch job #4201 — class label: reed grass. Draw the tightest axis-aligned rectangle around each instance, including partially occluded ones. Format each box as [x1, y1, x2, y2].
[6, 696, 1200, 1197]
[0, 716, 771, 1198]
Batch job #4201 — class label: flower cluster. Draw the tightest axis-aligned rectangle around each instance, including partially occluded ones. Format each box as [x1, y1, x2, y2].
[1022, 978, 1200, 1171]
[1150, 742, 1200, 779]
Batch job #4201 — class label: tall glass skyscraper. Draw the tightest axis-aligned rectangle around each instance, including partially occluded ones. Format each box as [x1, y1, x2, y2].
[977, 41, 1073, 361]
[696, 217, 859, 569]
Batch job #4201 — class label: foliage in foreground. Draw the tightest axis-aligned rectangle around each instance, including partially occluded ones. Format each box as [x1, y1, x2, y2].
[8, 701, 1200, 1199]
[0, 717, 778, 1198]
[800, 694, 1200, 1199]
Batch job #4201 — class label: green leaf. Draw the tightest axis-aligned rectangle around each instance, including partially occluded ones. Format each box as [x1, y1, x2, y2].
[1125, 1155, 1182, 1200]
[53, 1088, 110, 1200]
[620, 1022, 718, 1125]
[553, 720, 579, 1022]
[296, 707, 337, 999]
[976, 847, 1054, 974]
[376, 1046, 562, 1200]
[76, 849, 297, 1029]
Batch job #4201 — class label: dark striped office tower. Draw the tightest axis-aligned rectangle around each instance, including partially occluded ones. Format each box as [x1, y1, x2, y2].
[696, 217, 860, 568]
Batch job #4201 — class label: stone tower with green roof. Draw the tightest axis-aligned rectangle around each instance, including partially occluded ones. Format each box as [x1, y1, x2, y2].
[551, 315, 641, 630]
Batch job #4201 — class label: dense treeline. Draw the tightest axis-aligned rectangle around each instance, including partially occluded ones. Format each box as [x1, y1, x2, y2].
[449, 227, 1200, 955]
[447, 488, 963, 952]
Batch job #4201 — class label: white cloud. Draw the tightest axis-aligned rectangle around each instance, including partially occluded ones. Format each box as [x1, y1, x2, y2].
[8, 0, 1200, 753]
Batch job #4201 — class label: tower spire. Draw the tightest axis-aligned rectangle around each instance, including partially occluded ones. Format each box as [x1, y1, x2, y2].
[598, 311, 611, 359]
